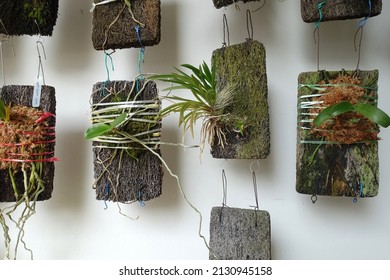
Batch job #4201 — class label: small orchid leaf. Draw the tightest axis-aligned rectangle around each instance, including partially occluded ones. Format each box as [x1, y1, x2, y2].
[353, 103, 390, 128]
[84, 123, 111, 140]
[313, 101, 354, 127]
[85, 113, 127, 140]
[108, 112, 127, 130]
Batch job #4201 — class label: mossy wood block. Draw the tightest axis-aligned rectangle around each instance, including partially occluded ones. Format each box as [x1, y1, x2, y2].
[296, 70, 380, 197]
[212, 0, 260, 9]
[92, 80, 163, 203]
[0, 0, 59, 36]
[209, 207, 271, 260]
[92, 0, 161, 50]
[211, 41, 270, 159]
[301, 0, 382, 23]
[0, 85, 56, 202]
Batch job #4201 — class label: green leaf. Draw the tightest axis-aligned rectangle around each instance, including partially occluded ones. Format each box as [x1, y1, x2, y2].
[85, 113, 127, 140]
[84, 123, 111, 140]
[353, 103, 390, 128]
[313, 101, 354, 126]
[0, 99, 6, 121]
[108, 112, 127, 129]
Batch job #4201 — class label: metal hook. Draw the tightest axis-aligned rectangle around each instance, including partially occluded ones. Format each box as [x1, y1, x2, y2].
[252, 171, 259, 211]
[250, 160, 261, 173]
[0, 19, 10, 37]
[1, 40, 15, 87]
[354, 0, 372, 70]
[234, 0, 240, 11]
[252, 0, 266, 13]
[33, 19, 43, 38]
[251, 170, 260, 227]
[36, 41, 46, 85]
[0, 19, 15, 86]
[219, 169, 228, 223]
[246, 9, 254, 41]
[221, 169, 228, 207]
[222, 14, 230, 47]
[313, 1, 327, 71]
[313, 27, 321, 71]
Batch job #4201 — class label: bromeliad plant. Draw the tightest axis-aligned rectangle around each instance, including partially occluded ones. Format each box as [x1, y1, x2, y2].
[0, 99, 57, 259]
[150, 62, 238, 153]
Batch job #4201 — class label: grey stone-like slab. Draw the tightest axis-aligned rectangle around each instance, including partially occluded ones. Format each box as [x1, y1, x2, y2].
[301, 0, 382, 23]
[209, 206, 271, 260]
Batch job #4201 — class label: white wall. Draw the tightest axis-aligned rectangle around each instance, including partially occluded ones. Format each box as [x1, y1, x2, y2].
[1, 0, 390, 260]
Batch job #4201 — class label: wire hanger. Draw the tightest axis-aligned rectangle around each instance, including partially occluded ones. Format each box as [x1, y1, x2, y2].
[36, 41, 46, 85]
[250, 161, 261, 226]
[218, 169, 229, 222]
[222, 14, 230, 47]
[0, 20, 15, 86]
[246, 9, 254, 41]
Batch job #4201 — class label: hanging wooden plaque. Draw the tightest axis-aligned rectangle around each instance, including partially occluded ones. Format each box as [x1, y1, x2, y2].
[212, 0, 260, 9]
[209, 206, 271, 260]
[92, 0, 161, 50]
[91, 80, 163, 203]
[0, 0, 59, 36]
[296, 70, 380, 198]
[211, 40, 270, 159]
[301, 0, 382, 23]
[0, 85, 56, 202]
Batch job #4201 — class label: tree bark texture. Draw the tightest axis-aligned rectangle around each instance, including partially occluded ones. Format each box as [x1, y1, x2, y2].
[301, 0, 382, 23]
[212, 0, 260, 9]
[92, 0, 161, 51]
[0, 0, 59, 36]
[0, 85, 56, 202]
[91, 80, 163, 203]
[209, 207, 271, 260]
[211, 41, 270, 159]
[296, 70, 380, 198]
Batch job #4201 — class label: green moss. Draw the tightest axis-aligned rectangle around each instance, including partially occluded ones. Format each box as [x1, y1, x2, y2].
[23, 1, 49, 27]
[212, 41, 270, 159]
[296, 70, 380, 197]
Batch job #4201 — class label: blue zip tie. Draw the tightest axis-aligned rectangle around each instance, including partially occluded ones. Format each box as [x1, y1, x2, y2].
[314, 1, 327, 29]
[358, 0, 372, 28]
[353, 180, 364, 203]
[135, 25, 145, 81]
[137, 190, 145, 207]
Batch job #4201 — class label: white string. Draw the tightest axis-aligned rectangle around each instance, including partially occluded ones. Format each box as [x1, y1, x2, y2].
[90, 0, 118, 12]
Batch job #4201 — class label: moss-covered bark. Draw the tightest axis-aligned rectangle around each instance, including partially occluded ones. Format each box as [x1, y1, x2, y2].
[212, 0, 260, 9]
[0, 85, 56, 202]
[0, 0, 59, 36]
[211, 41, 270, 159]
[92, 0, 161, 50]
[91, 80, 163, 203]
[301, 0, 382, 23]
[296, 70, 380, 197]
[209, 207, 271, 260]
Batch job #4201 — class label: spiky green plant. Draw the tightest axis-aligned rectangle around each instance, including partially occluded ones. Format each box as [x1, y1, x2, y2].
[150, 62, 237, 152]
